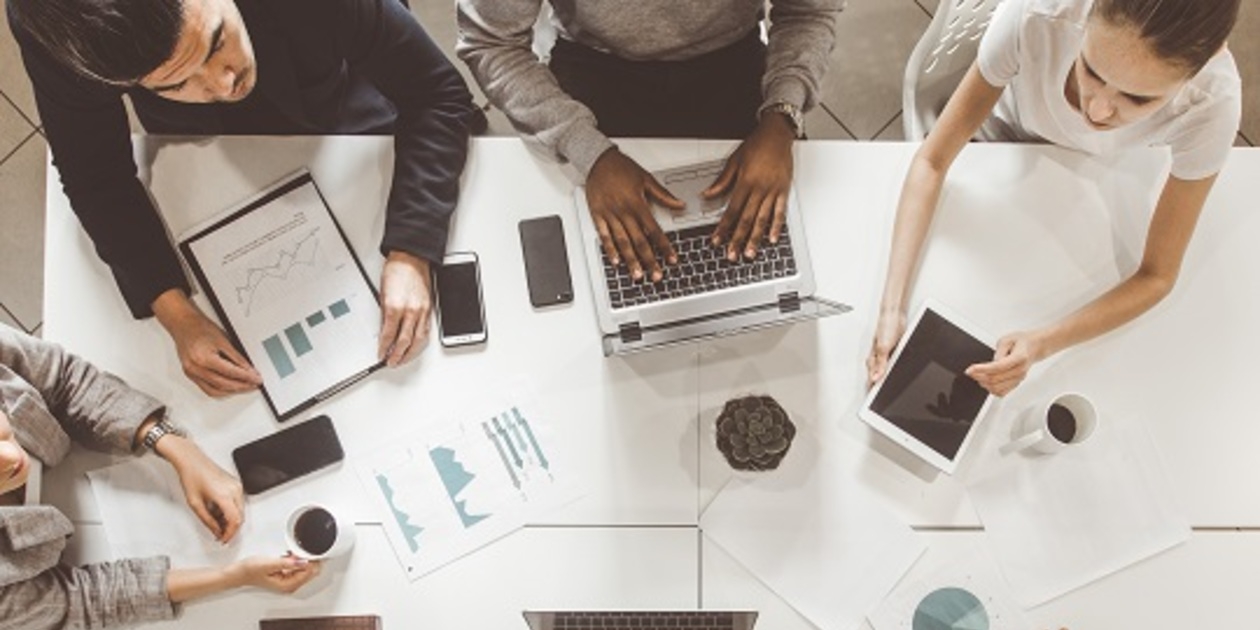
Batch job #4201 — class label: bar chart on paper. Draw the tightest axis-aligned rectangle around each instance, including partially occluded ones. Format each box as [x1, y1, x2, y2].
[360, 403, 579, 579]
[181, 173, 383, 416]
[260, 298, 358, 379]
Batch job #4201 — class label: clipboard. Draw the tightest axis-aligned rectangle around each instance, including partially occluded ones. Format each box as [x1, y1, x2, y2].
[179, 171, 384, 421]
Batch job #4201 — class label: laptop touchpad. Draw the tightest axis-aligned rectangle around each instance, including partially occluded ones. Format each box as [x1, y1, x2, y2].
[653, 161, 728, 227]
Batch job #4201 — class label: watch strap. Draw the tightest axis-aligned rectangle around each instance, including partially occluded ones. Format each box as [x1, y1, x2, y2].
[760, 102, 805, 139]
[142, 419, 183, 451]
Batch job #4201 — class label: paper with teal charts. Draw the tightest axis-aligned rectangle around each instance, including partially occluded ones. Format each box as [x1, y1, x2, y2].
[180, 171, 382, 419]
[358, 403, 579, 579]
[868, 544, 1028, 630]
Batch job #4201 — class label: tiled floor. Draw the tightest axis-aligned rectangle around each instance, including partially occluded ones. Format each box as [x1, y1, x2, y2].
[1, 0, 1257, 335]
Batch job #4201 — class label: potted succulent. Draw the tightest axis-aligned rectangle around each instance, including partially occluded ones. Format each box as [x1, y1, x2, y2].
[715, 395, 796, 472]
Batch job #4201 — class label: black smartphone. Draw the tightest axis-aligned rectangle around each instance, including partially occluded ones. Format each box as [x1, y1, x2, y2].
[518, 215, 574, 308]
[435, 252, 488, 347]
[232, 415, 344, 495]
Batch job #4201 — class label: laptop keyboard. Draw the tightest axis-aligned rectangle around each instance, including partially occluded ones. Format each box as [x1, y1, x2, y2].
[601, 224, 797, 310]
[260, 615, 380, 630]
[553, 611, 738, 629]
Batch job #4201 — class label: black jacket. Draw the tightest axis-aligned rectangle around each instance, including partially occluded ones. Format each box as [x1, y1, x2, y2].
[8, 0, 480, 318]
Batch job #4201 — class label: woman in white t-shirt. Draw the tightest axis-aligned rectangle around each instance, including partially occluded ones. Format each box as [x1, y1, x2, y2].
[867, 0, 1242, 395]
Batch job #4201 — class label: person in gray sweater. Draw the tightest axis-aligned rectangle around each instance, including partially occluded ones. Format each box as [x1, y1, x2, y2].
[457, 0, 842, 283]
[0, 324, 320, 629]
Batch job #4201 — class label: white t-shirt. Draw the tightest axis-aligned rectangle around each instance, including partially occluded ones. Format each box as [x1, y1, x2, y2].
[976, 0, 1242, 180]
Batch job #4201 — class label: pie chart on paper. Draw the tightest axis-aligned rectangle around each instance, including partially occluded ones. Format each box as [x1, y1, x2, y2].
[911, 587, 990, 630]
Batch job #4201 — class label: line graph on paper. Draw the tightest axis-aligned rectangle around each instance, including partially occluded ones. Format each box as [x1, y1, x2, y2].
[232, 226, 322, 316]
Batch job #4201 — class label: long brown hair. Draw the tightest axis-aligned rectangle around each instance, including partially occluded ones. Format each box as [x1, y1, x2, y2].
[1092, 0, 1240, 74]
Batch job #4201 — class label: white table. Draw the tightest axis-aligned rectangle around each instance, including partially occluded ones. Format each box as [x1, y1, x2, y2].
[43, 137, 1260, 628]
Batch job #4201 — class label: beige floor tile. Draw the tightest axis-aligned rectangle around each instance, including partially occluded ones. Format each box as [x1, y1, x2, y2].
[1234, 1, 1259, 143]
[916, 0, 940, 17]
[0, 95, 33, 161]
[0, 7, 38, 125]
[821, 0, 930, 139]
[873, 111, 906, 141]
[1236, 133, 1253, 148]
[0, 133, 45, 330]
[410, 0, 459, 54]
[806, 104, 856, 140]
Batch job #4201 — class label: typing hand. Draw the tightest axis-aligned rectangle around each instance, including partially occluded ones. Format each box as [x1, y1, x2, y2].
[378, 251, 433, 367]
[965, 330, 1049, 396]
[231, 554, 322, 594]
[153, 290, 262, 397]
[706, 112, 795, 261]
[585, 148, 684, 283]
[866, 309, 907, 389]
[164, 437, 245, 543]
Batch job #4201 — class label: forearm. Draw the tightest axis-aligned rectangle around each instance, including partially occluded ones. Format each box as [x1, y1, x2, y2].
[765, 0, 843, 111]
[0, 327, 163, 454]
[1035, 173, 1215, 356]
[165, 565, 245, 604]
[1, 559, 180, 629]
[39, 88, 189, 319]
[879, 153, 948, 315]
[383, 87, 475, 263]
[151, 287, 203, 335]
[1034, 267, 1175, 359]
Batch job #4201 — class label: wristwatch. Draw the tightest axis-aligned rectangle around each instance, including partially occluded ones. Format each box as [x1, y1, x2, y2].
[760, 102, 805, 139]
[142, 419, 186, 451]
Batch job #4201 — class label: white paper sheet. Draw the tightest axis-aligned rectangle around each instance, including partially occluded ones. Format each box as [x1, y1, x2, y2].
[967, 414, 1189, 606]
[869, 543, 1029, 630]
[88, 457, 298, 566]
[357, 393, 582, 580]
[701, 425, 925, 630]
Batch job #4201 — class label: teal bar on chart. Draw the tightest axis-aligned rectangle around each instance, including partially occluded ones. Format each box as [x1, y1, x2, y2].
[330, 299, 351, 319]
[262, 335, 295, 378]
[306, 311, 326, 327]
[285, 324, 313, 357]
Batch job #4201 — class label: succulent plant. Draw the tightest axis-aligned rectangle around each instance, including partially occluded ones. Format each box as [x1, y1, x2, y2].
[715, 395, 796, 471]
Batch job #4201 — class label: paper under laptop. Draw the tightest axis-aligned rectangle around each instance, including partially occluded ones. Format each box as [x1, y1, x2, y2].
[575, 159, 850, 356]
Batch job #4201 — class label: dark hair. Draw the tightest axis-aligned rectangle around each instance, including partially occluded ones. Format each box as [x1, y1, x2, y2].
[8, 0, 185, 84]
[1092, 0, 1240, 75]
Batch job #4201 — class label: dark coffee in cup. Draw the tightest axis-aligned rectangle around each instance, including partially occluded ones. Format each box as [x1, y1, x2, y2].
[294, 507, 337, 556]
[1047, 403, 1077, 443]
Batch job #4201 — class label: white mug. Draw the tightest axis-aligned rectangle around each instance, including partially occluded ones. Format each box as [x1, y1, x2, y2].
[999, 393, 1098, 456]
[285, 505, 356, 560]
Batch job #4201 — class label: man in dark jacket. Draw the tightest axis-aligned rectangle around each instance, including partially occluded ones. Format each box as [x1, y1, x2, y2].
[7, 0, 482, 396]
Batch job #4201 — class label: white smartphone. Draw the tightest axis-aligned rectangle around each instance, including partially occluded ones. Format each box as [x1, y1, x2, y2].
[434, 251, 488, 347]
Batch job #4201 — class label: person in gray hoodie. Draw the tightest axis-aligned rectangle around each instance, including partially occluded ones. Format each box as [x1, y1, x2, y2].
[458, 0, 842, 283]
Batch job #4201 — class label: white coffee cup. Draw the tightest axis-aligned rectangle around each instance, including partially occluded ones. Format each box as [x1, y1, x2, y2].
[285, 505, 356, 560]
[999, 393, 1097, 456]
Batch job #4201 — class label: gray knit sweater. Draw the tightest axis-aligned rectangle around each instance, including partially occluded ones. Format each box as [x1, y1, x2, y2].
[457, 0, 843, 176]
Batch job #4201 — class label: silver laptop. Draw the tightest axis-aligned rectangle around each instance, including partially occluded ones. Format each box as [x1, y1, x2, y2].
[524, 610, 758, 630]
[575, 159, 850, 355]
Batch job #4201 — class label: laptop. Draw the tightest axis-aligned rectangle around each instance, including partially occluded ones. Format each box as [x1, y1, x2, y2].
[575, 159, 850, 355]
[524, 610, 758, 630]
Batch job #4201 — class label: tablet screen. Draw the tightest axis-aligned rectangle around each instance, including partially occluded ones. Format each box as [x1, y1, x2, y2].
[869, 308, 994, 461]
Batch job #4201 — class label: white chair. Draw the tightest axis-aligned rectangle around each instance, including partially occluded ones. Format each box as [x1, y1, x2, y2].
[902, 0, 1004, 140]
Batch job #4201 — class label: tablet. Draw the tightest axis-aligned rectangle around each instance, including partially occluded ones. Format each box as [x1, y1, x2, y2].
[859, 300, 996, 474]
